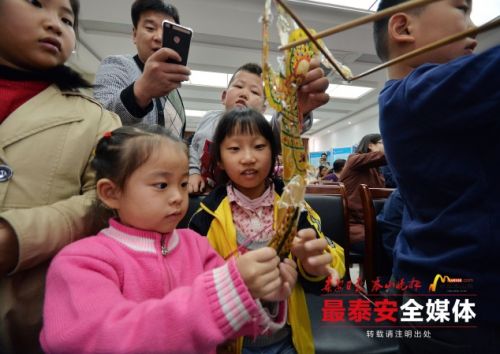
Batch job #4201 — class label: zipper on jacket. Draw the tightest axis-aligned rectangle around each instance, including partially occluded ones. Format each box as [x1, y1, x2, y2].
[160, 234, 168, 256]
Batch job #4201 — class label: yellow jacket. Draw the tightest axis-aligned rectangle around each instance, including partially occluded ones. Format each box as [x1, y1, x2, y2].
[0, 84, 121, 354]
[189, 181, 345, 354]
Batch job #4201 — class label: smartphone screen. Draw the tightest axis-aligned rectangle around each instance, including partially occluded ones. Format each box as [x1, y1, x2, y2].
[162, 20, 192, 66]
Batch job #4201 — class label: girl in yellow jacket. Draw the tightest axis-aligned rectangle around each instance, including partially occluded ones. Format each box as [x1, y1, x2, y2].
[189, 108, 345, 354]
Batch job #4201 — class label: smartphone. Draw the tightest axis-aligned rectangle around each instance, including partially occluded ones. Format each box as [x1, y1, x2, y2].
[162, 20, 192, 66]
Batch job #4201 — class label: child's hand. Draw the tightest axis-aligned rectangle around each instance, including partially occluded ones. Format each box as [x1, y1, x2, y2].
[291, 228, 334, 277]
[261, 258, 297, 302]
[236, 247, 281, 299]
[188, 174, 205, 194]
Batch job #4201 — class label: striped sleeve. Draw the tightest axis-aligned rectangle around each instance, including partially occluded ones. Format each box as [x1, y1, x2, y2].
[205, 259, 286, 338]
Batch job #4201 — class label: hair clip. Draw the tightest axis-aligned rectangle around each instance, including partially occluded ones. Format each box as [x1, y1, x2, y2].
[103, 131, 112, 139]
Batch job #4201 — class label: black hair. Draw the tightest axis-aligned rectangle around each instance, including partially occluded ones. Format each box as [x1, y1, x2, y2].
[321, 152, 327, 158]
[92, 124, 187, 190]
[356, 133, 382, 154]
[333, 158, 346, 173]
[68, 0, 80, 31]
[0, 64, 92, 91]
[66, 0, 96, 90]
[210, 108, 278, 185]
[373, 0, 426, 61]
[131, 0, 180, 27]
[317, 165, 328, 178]
[228, 63, 263, 87]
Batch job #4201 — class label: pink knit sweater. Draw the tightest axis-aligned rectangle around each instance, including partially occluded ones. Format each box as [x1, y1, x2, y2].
[40, 219, 286, 354]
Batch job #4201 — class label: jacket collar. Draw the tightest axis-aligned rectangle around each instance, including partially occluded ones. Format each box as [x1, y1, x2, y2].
[133, 55, 144, 72]
[0, 85, 86, 149]
[101, 218, 179, 255]
[202, 178, 285, 214]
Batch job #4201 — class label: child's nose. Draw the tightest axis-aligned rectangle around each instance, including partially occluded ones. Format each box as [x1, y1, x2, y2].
[169, 187, 183, 204]
[239, 89, 249, 99]
[43, 13, 63, 35]
[241, 149, 256, 163]
[467, 19, 477, 32]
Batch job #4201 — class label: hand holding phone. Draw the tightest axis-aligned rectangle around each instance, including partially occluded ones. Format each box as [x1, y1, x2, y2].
[162, 20, 192, 66]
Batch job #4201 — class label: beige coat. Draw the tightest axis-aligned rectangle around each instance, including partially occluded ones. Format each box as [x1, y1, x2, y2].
[0, 85, 121, 354]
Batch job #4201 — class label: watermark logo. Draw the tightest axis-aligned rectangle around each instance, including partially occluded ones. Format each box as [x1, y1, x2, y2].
[428, 274, 474, 293]
[317, 275, 477, 340]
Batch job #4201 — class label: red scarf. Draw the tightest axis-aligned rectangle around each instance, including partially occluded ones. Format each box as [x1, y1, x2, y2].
[0, 78, 50, 123]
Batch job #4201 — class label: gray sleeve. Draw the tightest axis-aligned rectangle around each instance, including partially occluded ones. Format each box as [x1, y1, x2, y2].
[93, 56, 153, 126]
[189, 120, 207, 175]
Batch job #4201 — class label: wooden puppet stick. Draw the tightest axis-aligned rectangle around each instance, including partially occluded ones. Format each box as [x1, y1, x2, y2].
[276, 0, 499, 81]
[351, 18, 500, 80]
[274, 0, 351, 81]
[279, 0, 441, 51]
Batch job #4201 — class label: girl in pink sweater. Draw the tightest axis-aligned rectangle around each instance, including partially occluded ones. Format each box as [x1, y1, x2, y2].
[40, 125, 296, 354]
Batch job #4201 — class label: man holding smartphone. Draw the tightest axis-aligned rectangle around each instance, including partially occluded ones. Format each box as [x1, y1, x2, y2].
[94, 0, 189, 138]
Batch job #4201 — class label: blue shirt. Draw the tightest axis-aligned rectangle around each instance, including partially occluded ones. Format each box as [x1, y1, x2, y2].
[379, 45, 500, 324]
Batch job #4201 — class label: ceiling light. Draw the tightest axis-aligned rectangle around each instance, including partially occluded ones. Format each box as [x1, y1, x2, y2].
[186, 70, 229, 88]
[327, 84, 373, 99]
[305, 0, 498, 25]
[303, 0, 380, 11]
[313, 118, 320, 124]
[185, 110, 207, 117]
[348, 121, 352, 125]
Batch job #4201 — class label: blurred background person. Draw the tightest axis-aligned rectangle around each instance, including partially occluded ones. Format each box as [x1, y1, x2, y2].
[340, 134, 386, 254]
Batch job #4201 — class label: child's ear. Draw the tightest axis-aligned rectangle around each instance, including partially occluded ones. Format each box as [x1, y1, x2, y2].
[97, 179, 121, 210]
[221, 90, 228, 105]
[217, 161, 225, 171]
[388, 13, 415, 45]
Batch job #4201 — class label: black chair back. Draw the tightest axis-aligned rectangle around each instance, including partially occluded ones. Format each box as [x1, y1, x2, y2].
[306, 192, 398, 354]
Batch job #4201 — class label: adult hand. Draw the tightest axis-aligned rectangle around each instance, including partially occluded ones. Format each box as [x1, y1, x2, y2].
[0, 220, 18, 276]
[188, 174, 205, 194]
[298, 58, 330, 116]
[134, 48, 191, 108]
[291, 228, 334, 278]
[236, 247, 281, 299]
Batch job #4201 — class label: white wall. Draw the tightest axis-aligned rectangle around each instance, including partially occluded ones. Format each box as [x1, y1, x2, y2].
[309, 111, 380, 152]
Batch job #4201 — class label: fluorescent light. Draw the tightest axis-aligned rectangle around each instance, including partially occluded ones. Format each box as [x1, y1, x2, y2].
[313, 118, 320, 124]
[326, 84, 373, 99]
[185, 110, 207, 117]
[186, 70, 229, 88]
[304, 0, 380, 11]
